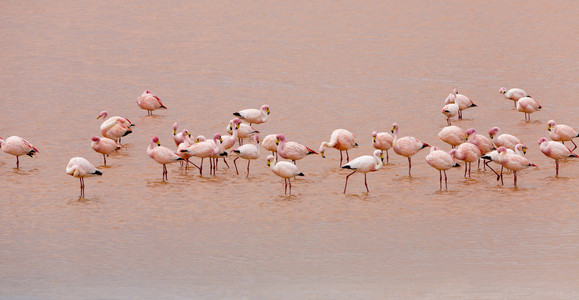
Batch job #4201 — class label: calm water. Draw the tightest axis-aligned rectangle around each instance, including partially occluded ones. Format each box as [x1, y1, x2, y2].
[1, 1, 578, 299]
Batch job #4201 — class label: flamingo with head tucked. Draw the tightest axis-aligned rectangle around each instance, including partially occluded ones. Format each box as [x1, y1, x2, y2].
[91, 136, 121, 166]
[319, 129, 358, 166]
[0, 136, 39, 169]
[172, 122, 193, 146]
[341, 150, 383, 193]
[266, 155, 304, 195]
[488, 127, 521, 150]
[180, 134, 226, 176]
[538, 137, 577, 176]
[499, 87, 530, 108]
[276, 134, 318, 165]
[444, 88, 477, 120]
[425, 146, 461, 190]
[97, 111, 133, 143]
[438, 125, 467, 149]
[391, 123, 430, 176]
[233, 104, 270, 125]
[449, 142, 482, 178]
[517, 96, 541, 121]
[547, 120, 579, 151]
[372, 130, 394, 163]
[493, 146, 537, 187]
[66, 157, 102, 199]
[137, 90, 167, 116]
[147, 136, 183, 181]
[441, 93, 459, 125]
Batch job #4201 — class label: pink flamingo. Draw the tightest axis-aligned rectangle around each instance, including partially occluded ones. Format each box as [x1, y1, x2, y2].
[444, 88, 477, 120]
[0, 136, 39, 169]
[97, 111, 133, 143]
[438, 125, 467, 149]
[499, 87, 530, 108]
[66, 157, 102, 199]
[319, 129, 358, 166]
[172, 122, 192, 146]
[91, 136, 121, 166]
[262, 134, 279, 159]
[441, 94, 459, 125]
[147, 136, 184, 181]
[180, 134, 226, 176]
[231, 134, 260, 176]
[372, 130, 394, 163]
[465, 128, 495, 170]
[449, 142, 482, 178]
[342, 150, 383, 193]
[517, 96, 541, 121]
[219, 118, 242, 168]
[266, 155, 304, 195]
[276, 134, 318, 165]
[494, 146, 537, 187]
[226, 120, 258, 145]
[538, 137, 578, 176]
[391, 123, 430, 176]
[547, 120, 579, 151]
[488, 127, 521, 150]
[137, 90, 167, 116]
[425, 146, 461, 190]
[481, 144, 526, 182]
[233, 104, 270, 125]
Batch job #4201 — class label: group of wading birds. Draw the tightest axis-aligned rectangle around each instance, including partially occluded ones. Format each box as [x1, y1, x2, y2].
[0, 88, 577, 198]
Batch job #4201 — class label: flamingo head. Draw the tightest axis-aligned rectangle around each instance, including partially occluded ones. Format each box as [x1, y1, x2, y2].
[96, 111, 108, 120]
[145, 90, 152, 94]
[547, 120, 556, 131]
[448, 149, 457, 157]
[515, 144, 527, 155]
[91, 136, 101, 142]
[465, 128, 476, 140]
[213, 133, 223, 143]
[391, 123, 398, 134]
[373, 150, 384, 162]
[275, 134, 285, 145]
[488, 127, 499, 139]
[196, 135, 206, 143]
[538, 137, 548, 145]
[499, 87, 506, 94]
[497, 146, 507, 154]
[266, 155, 275, 166]
[430, 146, 439, 153]
[253, 134, 260, 144]
[232, 118, 242, 129]
[453, 88, 458, 94]
[172, 122, 178, 134]
[151, 136, 160, 146]
[319, 143, 326, 158]
[261, 104, 270, 115]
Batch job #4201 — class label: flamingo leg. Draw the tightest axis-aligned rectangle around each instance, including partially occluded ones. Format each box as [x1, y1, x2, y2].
[103, 154, 107, 166]
[222, 158, 230, 168]
[571, 140, 577, 152]
[386, 150, 389, 163]
[556, 159, 559, 176]
[343, 171, 356, 193]
[408, 157, 412, 177]
[199, 158, 204, 176]
[444, 170, 448, 191]
[284, 178, 288, 195]
[500, 166, 504, 185]
[485, 161, 500, 180]
[246, 160, 251, 177]
[16, 156, 20, 169]
[233, 157, 240, 175]
[439, 170, 443, 190]
[364, 174, 369, 193]
[346, 150, 350, 163]
[514, 171, 518, 187]
[209, 158, 214, 176]
[288, 178, 292, 195]
[468, 162, 472, 178]
[339, 151, 343, 166]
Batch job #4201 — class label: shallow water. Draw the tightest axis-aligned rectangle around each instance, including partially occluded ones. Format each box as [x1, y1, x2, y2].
[1, 1, 578, 299]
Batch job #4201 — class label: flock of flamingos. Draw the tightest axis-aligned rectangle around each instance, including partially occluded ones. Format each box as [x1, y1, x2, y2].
[0, 88, 577, 198]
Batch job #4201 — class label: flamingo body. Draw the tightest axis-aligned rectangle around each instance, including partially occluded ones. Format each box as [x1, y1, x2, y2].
[147, 136, 183, 180]
[517, 96, 541, 121]
[500, 87, 529, 107]
[341, 150, 383, 193]
[233, 104, 270, 125]
[372, 130, 394, 163]
[538, 137, 577, 176]
[266, 155, 304, 195]
[488, 127, 521, 150]
[231, 135, 260, 176]
[425, 146, 460, 190]
[66, 157, 102, 198]
[276, 134, 318, 164]
[438, 125, 467, 148]
[0, 136, 39, 169]
[548, 120, 579, 151]
[91, 136, 121, 166]
[137, 90, 167, 115]
[320, 129, 358, 165]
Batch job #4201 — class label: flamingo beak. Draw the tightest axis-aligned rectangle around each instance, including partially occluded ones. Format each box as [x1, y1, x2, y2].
[380, 154, 384, 162]
[236, 124, 240, 129]
[157, 142, 161, 146]
[267, 160, 271, 166]
[275, 138, 279, 145]
[372, 137, 376, 143]
[266, 108, 270, 114]
[391, 128, 395, 133]
[173, 129, 176, 135]
[523, 147, 527, 154]
[489, 134, 494, 139]
[548, 125, 551, 131]
[465, 134, 470, 140]
[321, 152, 325, 158]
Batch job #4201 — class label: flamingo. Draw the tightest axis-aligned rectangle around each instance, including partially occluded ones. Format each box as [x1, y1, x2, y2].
[391, 123, 430, 176]
[425, 146, 461, 190]
[319, 129, 358, 166]
[91, 136, 121, 166]
[97, 111, 133, 143]
[499, 87, 530, 108]
[448, 142, 482, 178]
[538, 137, 578, 176]
[547, 120, 579, 151]
[0, 136, 39, 169]
[266, 155, 304, 195]
[441, 94, 459, 125]
[147, 136, 184, 181]
[66, 157, 102, 199]
[342, 150, 383, 193]
[172, 122, 192, 146]
[231, 134, 260, 176]
[137, 90, 167, 115]
[488, 127, 521, 150]
[493, 146, 537, 187]
[180, 134, 226, 176]
[233, 104, 270, 125]
[219, 118, 243, 168]
[438, 125, 467, 149]
[517, 96, 541, 121]
[262, 134, 279, 159]
[481, 144, 526, 182]
[372, 130, 394, 164]
[465, 128, 495, 170]
[276, 134, 318, 165]
[226, 119, 258, 145]
[444, 88, 477, 120]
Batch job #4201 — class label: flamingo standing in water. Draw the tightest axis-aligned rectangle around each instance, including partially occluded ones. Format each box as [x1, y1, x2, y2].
[233, 104, 270, 125]
[517, 96, 541, 121]
[481, 143, 526, 182]
[231, 134, 260, 176]
[219, 118, 242, 168]
[444, 88, 477, 120]
[465, 128, 495, 170]
[449, 142, 482, 178]
[226, 119, 258, 145]
[341, 150, 383, 193]
[137, 90, 167, 115]
[147, 136, 183, 181]
[547, 120, 579, 151]
[91, 136, 121, 166]
[372, 130, 394, 163]
[266, 154, 304, 195]
[438, 125, 467, 149]
[276, 134, 318, 165]
[262, 134, 279, 160]
[172, 122, 192, 146]
[538, 137, 577, 176]
[319, 129, 358, 166]
[499, 87, 530, 108]
[441, 94, 459, 125]
[425, 146, 461, 190]
[66, 157, 102, 199]
[0, 136, 39, 169]
[493, 146, 537, 187]
[97, 111, 133, 143]
[488, 127, 521, 150]
[391, 123, 430, 176]
[180, 134, 226, 176]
